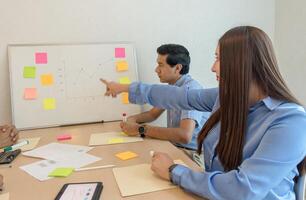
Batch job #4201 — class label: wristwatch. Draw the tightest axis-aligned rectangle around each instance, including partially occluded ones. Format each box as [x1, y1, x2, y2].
[138, 125, 147, 138]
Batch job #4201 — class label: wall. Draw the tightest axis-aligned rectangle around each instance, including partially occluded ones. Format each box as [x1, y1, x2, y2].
[275, 0, 306, 105]
[0, 0, 275, 124]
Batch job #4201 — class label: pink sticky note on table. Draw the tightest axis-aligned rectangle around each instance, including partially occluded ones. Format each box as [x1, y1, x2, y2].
[57, 134, 72, 141]
[115, 48, 125, 58]
[24, 88, 37, 100]
[35, 52, 48, 64]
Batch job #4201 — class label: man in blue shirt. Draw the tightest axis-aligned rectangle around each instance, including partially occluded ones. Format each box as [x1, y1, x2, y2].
[120, 44, 209, 161]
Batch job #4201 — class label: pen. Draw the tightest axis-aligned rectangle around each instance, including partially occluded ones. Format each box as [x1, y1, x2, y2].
[75, 164, 116, 172]
[4, 140, 29, 152]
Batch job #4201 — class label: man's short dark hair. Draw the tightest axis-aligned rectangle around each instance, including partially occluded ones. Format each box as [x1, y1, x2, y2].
[157, 44, 190, 74]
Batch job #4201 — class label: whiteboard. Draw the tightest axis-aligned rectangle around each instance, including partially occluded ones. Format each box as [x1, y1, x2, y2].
[8, 43, 141, 129]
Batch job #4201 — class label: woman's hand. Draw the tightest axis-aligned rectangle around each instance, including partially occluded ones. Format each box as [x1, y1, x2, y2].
[100, 79, 129, 97]
[151, 152, 174, 181]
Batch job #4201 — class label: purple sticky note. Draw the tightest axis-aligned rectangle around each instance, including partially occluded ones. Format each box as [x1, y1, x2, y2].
[115, 48, 125, 58]
[35, 52, 48, 64]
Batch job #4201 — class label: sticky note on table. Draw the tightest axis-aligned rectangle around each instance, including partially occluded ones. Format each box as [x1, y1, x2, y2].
[122, 92, 129, 104]
[116, 61, 128, 72]
[57, 134, 72, 141]
[43, 98, 56, 110]
[24, 88, 37, 100]
[35, 52, 48, 64]
[116, 151, 138, 160]
[108, 138, 124, 144]
[23, 66, 36, 78]
[41, 74, 54, 86]
[0, 192, 9, 200]
[119, 77, 131, 84]
[115, 48, 125, 58]
[48, 167, 74, 177]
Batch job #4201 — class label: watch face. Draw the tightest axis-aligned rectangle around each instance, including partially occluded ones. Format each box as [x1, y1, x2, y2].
[138, 126, 145, 133]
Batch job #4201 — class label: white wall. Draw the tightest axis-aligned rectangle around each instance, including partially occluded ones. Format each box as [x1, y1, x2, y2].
[0, 0, 275, 124]
[275, 0, 306, 105]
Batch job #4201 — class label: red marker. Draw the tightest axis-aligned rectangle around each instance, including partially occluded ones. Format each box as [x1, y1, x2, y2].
[122, 113, 127, 122]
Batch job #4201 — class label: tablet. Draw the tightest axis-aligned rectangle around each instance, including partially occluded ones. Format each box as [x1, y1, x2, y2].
[55, 182, 103, 200]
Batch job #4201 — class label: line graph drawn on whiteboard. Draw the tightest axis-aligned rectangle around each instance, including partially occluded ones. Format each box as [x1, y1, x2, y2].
[64, 56, 116, 99]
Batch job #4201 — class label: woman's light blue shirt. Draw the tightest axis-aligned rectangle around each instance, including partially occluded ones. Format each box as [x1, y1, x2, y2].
[129, 82, 306, 200]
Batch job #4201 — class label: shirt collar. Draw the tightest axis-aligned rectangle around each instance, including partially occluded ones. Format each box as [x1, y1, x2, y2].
[262, 96, 283, 111]
[173, 74, 190, 87]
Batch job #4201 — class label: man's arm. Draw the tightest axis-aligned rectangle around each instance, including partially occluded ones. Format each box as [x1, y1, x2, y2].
[145, 119, 196, 144]
[128, 108, 164, 123]
[121, 119, 196, 144]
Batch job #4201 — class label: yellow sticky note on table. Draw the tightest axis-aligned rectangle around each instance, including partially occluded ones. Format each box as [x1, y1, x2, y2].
[116, 151, 138, 160]
[116, 61, 129, 72]
[119, 77, 131, 84]
[108, 138, 124, 144]
[41, 74, 54, 86]
[23, 66, 36, 78]
[48, 167, 74, 177]
[122, 92, 129, 104]
[43, 98, 56, 110]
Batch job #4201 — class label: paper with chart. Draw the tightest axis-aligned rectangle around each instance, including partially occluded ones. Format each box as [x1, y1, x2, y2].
[89, 132, 143, 146]
[20, 153, 101, 181]
[113, 160, 186, 197]
[22, 143, 93, 160]
[9, 44, 141, 129]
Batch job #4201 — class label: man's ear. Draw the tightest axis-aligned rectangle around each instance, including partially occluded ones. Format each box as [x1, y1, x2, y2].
[175, 64, 183, 74]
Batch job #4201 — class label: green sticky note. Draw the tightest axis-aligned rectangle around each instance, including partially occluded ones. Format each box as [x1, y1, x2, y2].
[23, 66, 36, 78]
[43, 98, 56, 110]
[48, 167, 74, 177]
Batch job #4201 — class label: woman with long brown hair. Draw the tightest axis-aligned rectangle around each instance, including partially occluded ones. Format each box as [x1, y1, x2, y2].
[101, 26, 306, 200]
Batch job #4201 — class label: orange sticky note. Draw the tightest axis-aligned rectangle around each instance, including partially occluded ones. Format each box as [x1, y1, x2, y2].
[122, 92, 129, 104]
[108, 138, 124, 144]
[24, 88, 37, 100]
[116, 61, 128, 72]
[115, 151, 138, 160]
[41, 74, 54, 86]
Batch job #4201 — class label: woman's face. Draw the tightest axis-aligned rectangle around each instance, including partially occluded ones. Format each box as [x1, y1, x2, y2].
[211, 45, 220, 81]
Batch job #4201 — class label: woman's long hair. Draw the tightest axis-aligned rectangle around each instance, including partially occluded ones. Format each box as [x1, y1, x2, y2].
[197, 26, 305, 176]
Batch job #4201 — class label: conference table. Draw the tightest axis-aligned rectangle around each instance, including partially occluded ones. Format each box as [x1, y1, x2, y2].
[0, 122, 204, 200]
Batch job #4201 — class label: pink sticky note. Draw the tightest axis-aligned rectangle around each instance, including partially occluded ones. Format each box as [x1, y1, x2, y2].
[57, 134, 72, 141]
[35, 52, 48, 64]
[115, 48, 125, 58]
[24, 88, 37, 100]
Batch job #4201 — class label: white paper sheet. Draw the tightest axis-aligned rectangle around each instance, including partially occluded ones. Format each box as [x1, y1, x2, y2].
[22, 143, 93, 161]
[20, 153, 101, 181]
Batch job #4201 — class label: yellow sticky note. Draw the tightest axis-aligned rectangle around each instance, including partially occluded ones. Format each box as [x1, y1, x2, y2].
[108, 138, 124, 144]
[43, 98, 56, 110]
[116, 61, 129, 72]
[120, 132, 128, 136]
[41, 74, 54, 86]
[119, 77, 131, 84]
[48, 167, 74, 177]
[122, 92, 129, 104]
[116, 151, 138, 160]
